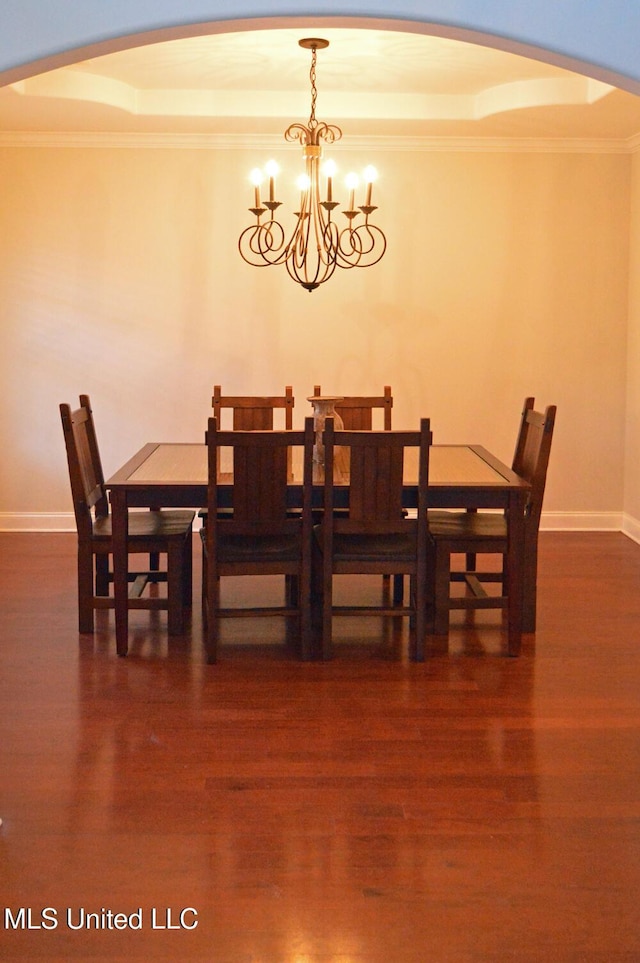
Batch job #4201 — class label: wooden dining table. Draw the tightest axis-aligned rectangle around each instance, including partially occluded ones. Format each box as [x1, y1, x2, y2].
[106, 442, 530, 658]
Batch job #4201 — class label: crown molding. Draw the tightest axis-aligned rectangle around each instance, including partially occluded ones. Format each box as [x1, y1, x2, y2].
[0, 130, 637, 153]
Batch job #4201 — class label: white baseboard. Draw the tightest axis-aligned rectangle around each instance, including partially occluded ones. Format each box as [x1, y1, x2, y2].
[622, 513, 640, 545]
[0, 510, 635, 535]
[0, 513, 76, 532]
[539, 511, 624, 532]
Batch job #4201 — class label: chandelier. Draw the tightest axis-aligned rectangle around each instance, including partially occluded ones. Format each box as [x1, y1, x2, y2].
[238, 38, 386, 292]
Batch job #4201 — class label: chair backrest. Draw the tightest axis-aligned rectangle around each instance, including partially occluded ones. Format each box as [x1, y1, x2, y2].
[512, 401, 557, 528]
[313, 385, 393, 430]
[511, 396, 535, 471]
[60, 394, 109, 535]
[323, 418, 431, 534]
[206, 416, 314, 536]
[212, 385, 294, 430]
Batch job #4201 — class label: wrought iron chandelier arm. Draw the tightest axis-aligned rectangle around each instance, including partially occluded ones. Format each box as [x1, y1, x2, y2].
[336, 221, 387, 268]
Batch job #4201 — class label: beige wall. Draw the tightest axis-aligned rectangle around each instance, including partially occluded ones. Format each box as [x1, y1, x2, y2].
[0, 141, 632, 529]
[624, 149, 640, 535]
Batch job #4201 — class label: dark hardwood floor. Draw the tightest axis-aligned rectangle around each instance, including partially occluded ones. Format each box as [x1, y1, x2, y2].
[1, 531, 640, 961]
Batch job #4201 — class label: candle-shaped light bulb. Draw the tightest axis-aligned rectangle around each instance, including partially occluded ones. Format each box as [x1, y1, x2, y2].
[265, 159, 279, 202]
[323, 159, 337, 203]
[345, 172, 359, 212]
[250, 168, 263, 208]
[296, 173, 310, 211]
[363, 165, 377, 207]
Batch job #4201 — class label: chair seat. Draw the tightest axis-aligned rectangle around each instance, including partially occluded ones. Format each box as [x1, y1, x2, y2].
[201, 529, 302, 563]
[319, 530, 417, 563]
[428, 510, 507, 541]
[92, 510, 195, 540]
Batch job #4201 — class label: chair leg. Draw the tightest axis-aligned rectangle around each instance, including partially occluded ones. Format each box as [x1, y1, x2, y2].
[204, 563, 220, 664]
[95, 553, 110, 597]
[166, 540, 184, 635]
[392, 574, 404, 605]
[284, 574, 311, 662]
[284, 574, 307, 658]
[433, 542, 451, 636]
[412, 574, 426, 662]
[521, 535, 538, 633]
[78, 546, 95, 633]
[321, 571, 333, 660]
[317, 546, 333, 660]
[407, 575, 416, 630]
[285, 574, 299, 607]
[310, 542, 324, 660]
[284, 577, 298, 652]
[300, 600, 313, 662]
[201, 543, 207, 620]
[181, 532, 193, 608]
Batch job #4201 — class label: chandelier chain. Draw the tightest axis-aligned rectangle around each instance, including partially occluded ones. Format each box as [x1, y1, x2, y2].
[309, 46, 318, 129]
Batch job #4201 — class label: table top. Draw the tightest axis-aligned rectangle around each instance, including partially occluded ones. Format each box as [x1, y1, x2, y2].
[107, 442, 527, 491]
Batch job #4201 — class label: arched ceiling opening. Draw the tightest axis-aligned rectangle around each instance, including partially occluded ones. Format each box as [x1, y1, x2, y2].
[1, 17, 639, 145]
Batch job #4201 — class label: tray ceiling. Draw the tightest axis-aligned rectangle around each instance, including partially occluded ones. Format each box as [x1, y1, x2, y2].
[1, 27, 639, 142]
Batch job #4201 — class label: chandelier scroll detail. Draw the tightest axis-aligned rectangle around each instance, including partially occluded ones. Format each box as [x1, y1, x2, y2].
[238, 38, 387, 292]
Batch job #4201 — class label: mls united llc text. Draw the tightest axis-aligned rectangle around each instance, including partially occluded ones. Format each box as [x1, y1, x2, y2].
[4, 906, 198, 931]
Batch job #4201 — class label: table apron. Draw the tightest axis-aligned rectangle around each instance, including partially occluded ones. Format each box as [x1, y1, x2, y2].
[114, 486, 514, 511]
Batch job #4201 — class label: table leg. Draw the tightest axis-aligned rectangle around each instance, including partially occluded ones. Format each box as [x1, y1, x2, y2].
[506, 489, 526, 657]
[110, 489, 129, 657]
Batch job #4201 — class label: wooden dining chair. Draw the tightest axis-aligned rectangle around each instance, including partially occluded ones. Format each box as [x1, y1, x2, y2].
[312, 385, 393, 429]
[341, 384, 399, 604]
[313, 385, 399, 598]
[201, 386, 296, 527]
[60, 395, 195, 636]
[313, 418, 433, 661]
[212, 385, 294, 430]
[201, 416, 315, 664]
[428, 399, 557, 640]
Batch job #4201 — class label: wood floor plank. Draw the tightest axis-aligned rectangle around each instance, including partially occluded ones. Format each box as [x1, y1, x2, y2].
[1, 532, 640, 961]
